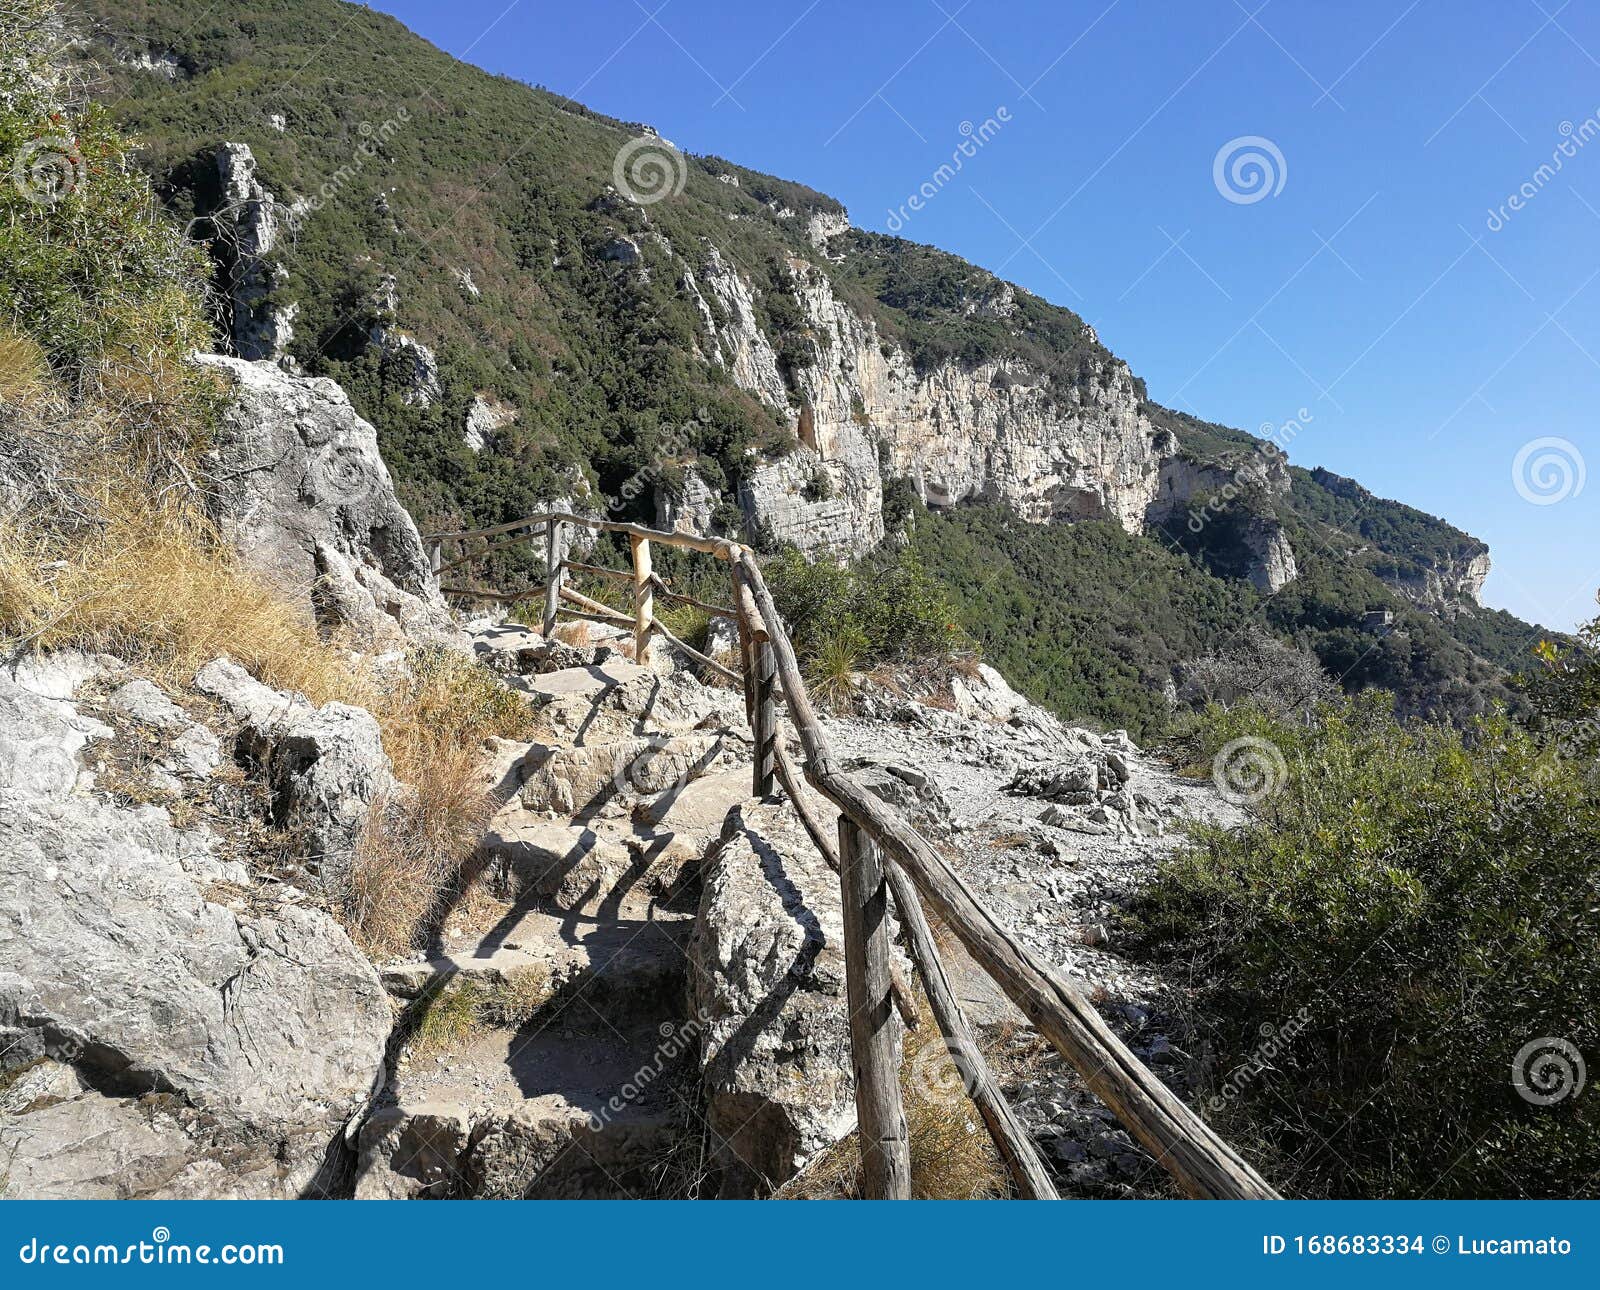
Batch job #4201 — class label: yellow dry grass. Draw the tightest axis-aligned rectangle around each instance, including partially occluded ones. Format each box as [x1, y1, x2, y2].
[776, 1009, 1009, 1200]
[0, 329, 51, 405]
[1, 485, 537, 961]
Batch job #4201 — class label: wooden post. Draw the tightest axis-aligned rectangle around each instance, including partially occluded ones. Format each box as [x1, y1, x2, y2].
[882, 861, 1058, 1199]
[735, 550, 1279, 1201]
[428, 540, 442, 579]
[630, 534, 653, 666]
[542, 519, 562, 638]
[837, 816, 911, 1200]
[751, 640, 778, 797]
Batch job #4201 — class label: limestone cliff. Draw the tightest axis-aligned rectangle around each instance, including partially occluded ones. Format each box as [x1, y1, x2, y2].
[686, 231, 1180, 563]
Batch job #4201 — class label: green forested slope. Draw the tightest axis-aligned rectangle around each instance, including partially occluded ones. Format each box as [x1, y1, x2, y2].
[72, 0, 1553, 728]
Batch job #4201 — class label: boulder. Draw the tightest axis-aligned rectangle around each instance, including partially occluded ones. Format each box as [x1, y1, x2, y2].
[689, 802, 854, 1195]
[195, 353, 461, 649]
[0, 788, 390, 1198]
[843, 757, 950, 834]
[354, 1103, 472, 1199]
[0, 669, 110, 800]
[195, 659, 396, 891]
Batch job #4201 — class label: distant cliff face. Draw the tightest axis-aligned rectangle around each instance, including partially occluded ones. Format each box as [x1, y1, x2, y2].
[687, 234, 1177, 561]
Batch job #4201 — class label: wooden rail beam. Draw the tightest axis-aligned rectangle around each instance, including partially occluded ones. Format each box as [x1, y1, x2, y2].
[735, 550, 1278, 1201]
[838, 817, 912, 1199]
[881, 861, 1059, 1199]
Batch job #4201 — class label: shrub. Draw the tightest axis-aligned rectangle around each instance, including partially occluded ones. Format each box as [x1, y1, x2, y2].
[765, 547, 962, 700]
[1177, 629, 1337, 719]
[1127, 697, 1600, 1197]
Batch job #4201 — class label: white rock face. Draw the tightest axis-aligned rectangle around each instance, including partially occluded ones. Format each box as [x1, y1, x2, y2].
[686, 248, 1174, 557]
[0, 670, 390, 1200]
[211, 142, 296, 363]
[463, 393, 517, 453]
[690, 801, 855, 1193]
[196, 354, 460, 650]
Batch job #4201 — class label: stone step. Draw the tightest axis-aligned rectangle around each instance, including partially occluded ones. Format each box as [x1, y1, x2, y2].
[358, 1013, 697, 1199]
[480, 755, 751, 914]
[381, 905, 692, 1025]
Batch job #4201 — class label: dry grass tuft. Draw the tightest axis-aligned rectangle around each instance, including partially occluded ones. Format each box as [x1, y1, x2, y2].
[552, 620, 592, 647]
[405, 966, 556, 1060]
[777, 1009, 1009, 1200]
[0, 329, 51, 406]
[2, 483, 539, 963]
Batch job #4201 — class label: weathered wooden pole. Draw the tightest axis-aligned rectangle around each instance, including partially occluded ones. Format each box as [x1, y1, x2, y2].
[881, 861, 1058, 1199]
[750, 640, 778, 797]
[542, 518, 562, 637]
[630, 533, 653, 666]
[734, 549, 1279, 1200]
[837, 816, 911, 1199]
[428, 539, 442, 579]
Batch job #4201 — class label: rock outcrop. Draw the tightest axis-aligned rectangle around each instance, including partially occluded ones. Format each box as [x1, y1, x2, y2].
[690, 801, 854, 1193]
[0, 667, 389, 1200]
[197, 354, 460, 649]
[195, 659, 396, 896]
[209, 142, 297, 363]
[681, 247, 1179, 559]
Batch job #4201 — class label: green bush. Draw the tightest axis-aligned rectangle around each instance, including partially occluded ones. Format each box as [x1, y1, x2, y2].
[0, 0, 210, 410]
[1128, 696, 1600, 1197]
[765, 547, 961, 679]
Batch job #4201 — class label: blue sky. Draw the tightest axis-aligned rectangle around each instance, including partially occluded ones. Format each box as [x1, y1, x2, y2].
[374, 0, 1599, 632]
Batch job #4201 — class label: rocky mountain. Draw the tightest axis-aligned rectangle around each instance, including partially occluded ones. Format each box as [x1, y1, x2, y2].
[76, 0, 1547, 724]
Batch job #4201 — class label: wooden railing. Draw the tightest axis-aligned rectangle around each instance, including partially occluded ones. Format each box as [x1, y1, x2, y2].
[425, 512, 1280, 1201]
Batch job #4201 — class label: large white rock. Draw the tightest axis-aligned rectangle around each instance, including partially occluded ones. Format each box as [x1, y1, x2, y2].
[689, 801, 854, 1195]
[0, 788, 390, 1198]
[196, 353, 461, 649]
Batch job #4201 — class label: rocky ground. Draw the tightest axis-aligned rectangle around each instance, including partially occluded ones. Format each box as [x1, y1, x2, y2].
[823, 665, 1245, 1194]
[0, 617, 1243, 1200]
[0, 352, 1248, 1201]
